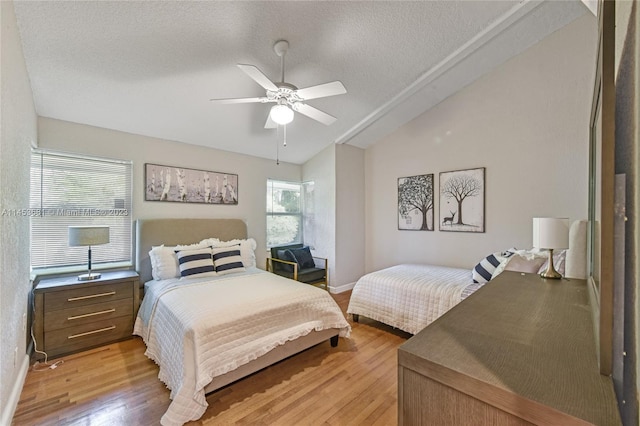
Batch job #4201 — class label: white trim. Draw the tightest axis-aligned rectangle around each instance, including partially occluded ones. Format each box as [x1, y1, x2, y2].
[334, 0, 544, 145]
[329, 281, 356, 294]
[0, 354, 29, 426]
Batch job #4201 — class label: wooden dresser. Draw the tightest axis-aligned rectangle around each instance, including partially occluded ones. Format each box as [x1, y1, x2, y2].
[398, 271, 621, 425]
[33, 270, 140, 360]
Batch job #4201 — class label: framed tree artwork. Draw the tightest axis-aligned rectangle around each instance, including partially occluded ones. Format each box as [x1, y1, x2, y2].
[439, 167, 485, 232]
[398, 174, 434, 231]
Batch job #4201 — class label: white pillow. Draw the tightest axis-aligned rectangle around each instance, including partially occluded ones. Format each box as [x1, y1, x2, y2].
[149, 245, 179, 281]
[149, 241, 209, 281]
[493, 249, 547, 278]
[201, 238, 257, 268]
[199, 237, 221, 248]
[176, 247, 217, 278]
[211, 246, 246, 275]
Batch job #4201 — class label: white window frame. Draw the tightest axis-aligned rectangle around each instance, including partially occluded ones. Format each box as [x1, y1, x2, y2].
[266, 179, 304, 248]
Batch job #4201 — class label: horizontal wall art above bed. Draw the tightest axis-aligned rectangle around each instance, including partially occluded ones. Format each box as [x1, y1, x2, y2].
[439, 167, 485, 233]
[144, 163, 238, 205]
[398, 174, 434, 231]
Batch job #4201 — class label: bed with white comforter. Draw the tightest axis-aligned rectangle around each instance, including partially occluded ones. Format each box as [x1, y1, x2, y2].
[347, 221, 588, 336]
[134, 267, 350, 426]
[346, 264, 477, 334]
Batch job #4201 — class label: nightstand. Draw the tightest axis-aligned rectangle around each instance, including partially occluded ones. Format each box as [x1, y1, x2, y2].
[33, 270, 140, 360]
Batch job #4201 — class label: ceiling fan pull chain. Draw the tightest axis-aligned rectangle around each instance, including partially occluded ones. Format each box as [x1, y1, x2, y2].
[275, 125, 280, 165]
[283, 124, 287, 147]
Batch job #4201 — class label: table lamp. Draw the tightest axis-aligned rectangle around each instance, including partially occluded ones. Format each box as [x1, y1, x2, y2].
[533, 217, 569, 279]
[68, 226, 110, 280]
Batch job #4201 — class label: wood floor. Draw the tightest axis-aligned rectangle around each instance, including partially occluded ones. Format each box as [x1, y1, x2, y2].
[13, 291, 412, 426]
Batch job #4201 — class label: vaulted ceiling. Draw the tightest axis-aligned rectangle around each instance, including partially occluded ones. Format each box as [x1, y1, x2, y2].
[14, 1, 588, 164]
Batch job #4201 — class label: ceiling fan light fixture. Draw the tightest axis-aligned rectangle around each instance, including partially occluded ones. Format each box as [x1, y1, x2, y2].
[270, 104, 294, 125]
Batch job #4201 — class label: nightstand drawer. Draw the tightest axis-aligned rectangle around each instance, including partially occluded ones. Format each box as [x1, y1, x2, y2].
[45, 315, 133, 355]
[45, 281, 133, 310]
[44, 297, 133, 332]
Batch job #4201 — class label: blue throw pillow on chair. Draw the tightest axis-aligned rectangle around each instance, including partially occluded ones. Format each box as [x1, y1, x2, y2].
[276, 249, 296, 272]
[289, 246, 315, 269]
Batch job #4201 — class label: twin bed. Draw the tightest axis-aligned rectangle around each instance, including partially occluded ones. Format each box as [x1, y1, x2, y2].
[133, 219, 350, 426]
[347, 220, 588, 335]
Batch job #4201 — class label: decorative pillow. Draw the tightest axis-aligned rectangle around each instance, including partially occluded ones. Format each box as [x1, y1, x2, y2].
[202, 238, 257, 268]
[472, 250, 515, 283]
[149, 245, 180, 281]
[212, 246, 246, 275]
[149, 242, 211, 281]
[537, 250, 567, 276]
[198, 237, 221, 248]
[504, 254, 547, 274]
[176, 247, 216, 278]
[289, 246, 315, 269]
[276, 249, 296, 272]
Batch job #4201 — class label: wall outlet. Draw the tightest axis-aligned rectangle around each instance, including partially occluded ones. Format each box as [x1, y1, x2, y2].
[14, 347, 18, 367]
[22, 312, 27, 334]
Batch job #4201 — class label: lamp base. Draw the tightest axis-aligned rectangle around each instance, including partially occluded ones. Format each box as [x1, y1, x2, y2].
[78, 272, 101, 281]
[539, 248, 562, 280]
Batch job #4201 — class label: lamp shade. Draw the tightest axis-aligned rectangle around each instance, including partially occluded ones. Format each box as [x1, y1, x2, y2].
[68, 226, 110, 247]
[532, 218, 569, 249]
[270, 104, 294, 125]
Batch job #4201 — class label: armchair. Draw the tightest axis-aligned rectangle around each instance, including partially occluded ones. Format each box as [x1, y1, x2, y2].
[266, 244, 328, 291]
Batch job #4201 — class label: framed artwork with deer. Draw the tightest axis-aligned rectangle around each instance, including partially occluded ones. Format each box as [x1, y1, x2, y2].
[439, 167, 485, 233]
[398, 174, 434, 231]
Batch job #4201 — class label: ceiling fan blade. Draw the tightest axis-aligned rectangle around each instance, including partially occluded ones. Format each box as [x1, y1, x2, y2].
[237, 64, 278, 92]
[209, 96, 269, 104]
[295, 81, 346, 100]
[293, 103, 337, 126]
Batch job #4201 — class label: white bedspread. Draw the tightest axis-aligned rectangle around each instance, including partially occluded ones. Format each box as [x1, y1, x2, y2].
[346, 264, 475, 334]
[134, 268, 350, 426]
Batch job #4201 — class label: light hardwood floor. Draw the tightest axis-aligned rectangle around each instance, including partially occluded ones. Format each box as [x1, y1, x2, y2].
[13, 291, 411, 425]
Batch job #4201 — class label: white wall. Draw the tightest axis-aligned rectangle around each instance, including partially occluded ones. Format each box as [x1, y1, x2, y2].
[0, 1, 37, 422]
[38, 118, 301, 270]
[335, 144, 365, 288]
[302, 143, 336, 286]
[364, 14, 597, 272]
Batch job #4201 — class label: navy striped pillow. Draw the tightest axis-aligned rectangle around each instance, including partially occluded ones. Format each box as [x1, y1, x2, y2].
[472, 250, 515, 283]
[212, 246, 245, 275]
[176, 247, 216, 278]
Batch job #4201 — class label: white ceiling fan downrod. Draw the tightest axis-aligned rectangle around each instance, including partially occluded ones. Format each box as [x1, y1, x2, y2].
[273, 39, 289, 84]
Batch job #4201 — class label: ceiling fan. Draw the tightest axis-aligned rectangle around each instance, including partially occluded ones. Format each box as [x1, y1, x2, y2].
[210, 40, 347, 128]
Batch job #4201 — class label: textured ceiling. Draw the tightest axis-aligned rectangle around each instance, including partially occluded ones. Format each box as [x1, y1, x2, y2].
[13, 1, 587, 164]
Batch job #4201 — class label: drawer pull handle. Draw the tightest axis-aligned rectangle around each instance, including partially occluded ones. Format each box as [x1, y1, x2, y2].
[68, 325, 116, 339]
[67, 309, 116, 321]
[68, 291, 116, 302]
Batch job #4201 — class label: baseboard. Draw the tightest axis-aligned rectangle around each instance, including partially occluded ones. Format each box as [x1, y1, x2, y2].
[0, 354, 29, 426]
[329, 281, 356, 294]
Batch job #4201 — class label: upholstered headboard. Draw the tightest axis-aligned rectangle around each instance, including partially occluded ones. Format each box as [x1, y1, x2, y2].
[565, 219, 587, 280]
[135, 218, 248, 284]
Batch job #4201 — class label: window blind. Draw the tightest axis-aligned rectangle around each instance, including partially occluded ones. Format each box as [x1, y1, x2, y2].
[30, 150, 133, 271]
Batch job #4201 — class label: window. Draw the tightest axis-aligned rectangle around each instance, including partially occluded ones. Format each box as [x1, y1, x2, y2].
[30, 149, 133, 273]
[266, 179, 303, 247]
